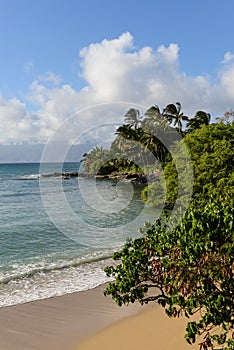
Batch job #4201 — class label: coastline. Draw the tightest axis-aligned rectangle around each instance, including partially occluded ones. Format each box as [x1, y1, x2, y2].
[0, 282, 201, 350]
[0, 284, 142, 350]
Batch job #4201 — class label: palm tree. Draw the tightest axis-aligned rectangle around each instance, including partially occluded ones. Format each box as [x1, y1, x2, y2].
[124, 108, 142, 129]
[140, 130, 161, 162]
[112, 133, 133, 159]
[186, 111, 211, 132]
[114, 125, 145, 164]
[141, 105, 175, 162]
[162, 102, 189, 135]
[144, 105, 161, 119]
[82, 146, 113, 174]
[142, 105, 167, 129]
[115, 104, 184, 165]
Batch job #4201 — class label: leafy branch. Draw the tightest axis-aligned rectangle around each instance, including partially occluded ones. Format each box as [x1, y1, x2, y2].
[104, 198, 234, 349]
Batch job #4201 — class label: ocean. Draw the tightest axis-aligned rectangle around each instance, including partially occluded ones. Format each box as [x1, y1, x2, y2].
[0, 163, 159, 307]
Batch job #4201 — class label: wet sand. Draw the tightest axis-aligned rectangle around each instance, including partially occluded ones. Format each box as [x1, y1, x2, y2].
[0, 284, 200, 350]
[0, 284, 142, 350]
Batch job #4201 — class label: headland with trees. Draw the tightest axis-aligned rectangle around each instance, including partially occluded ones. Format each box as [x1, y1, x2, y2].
[82, 103, 234, 349]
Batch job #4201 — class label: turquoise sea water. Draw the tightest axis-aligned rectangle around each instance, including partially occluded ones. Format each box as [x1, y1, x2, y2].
[0, 163, 159, 307]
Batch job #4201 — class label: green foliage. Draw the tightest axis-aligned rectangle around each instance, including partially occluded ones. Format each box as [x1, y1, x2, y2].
[143, 121, 234, 207]
[82, 146, 113, 174]
[141, 161, 178, 207]
[123, 108, 142, 129]
[104, 198, 234, 349]
[98, 104, 234, 349]
[83, 102, 190, 175]
[184, 122, 234, 202]
[186, 111, 211, 133]
[162, 102, 189, 135]
[83, 104, 234, 349]
[83, 102, 214, 178]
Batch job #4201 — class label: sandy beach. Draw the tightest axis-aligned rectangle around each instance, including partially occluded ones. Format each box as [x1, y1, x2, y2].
[76, 299, 199, 350]
[0, 283, 201, 350]
[0, 284, 142, 350]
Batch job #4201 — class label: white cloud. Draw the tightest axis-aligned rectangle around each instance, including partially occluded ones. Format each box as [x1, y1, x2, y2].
[221, 51, 234, 64]
[1, 32, 234, 149]
[157, 43, 179, 63]
[220, 66, 234, 97]
[38, 72, 62, 85]
[0, 95, 39, 144]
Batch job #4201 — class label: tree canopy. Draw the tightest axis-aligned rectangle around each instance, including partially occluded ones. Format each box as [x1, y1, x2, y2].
[142, 121, 234, 208]
[81, 103, 234, 349]
[100, 103, 234, 349]
[104, 197, 234, 349]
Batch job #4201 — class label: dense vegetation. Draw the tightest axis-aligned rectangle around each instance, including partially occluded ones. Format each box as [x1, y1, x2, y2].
[83, 103, 190, 175]
[104, 197, 234, 349]
[83, 103, 233, 208]
[142, 121, 234, 207]
[83, 104, 234, 349]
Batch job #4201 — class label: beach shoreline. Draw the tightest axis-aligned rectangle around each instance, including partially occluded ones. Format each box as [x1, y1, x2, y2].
[0, 284, 143, 350]
[0, 282, 201, 350]
[76, 301, 199, 350]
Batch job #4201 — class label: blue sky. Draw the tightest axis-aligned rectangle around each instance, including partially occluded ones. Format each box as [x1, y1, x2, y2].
[0, 0, 234, 155]
[1, 0, 233, 96]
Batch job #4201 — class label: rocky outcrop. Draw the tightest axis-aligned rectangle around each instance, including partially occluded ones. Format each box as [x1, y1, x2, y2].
[95, 173, 148, 184]
[40, 171, 159, 184]
[41, 171, 91, 179]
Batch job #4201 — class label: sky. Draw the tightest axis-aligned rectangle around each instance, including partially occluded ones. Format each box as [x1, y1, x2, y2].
[0, 0, 234, 160]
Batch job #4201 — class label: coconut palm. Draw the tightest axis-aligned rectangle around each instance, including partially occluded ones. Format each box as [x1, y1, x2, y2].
[163, 102, 189, 135]
[117, 108, 171, 163]
[124, 108, 142, 129]
[114, 125, 146, 163]
[82, 146, 113, 174]
[141, 105, 174, 162]
[186, 111, 211, 132]
[140, 129, 169, 163]
[144, 105, 163, 125]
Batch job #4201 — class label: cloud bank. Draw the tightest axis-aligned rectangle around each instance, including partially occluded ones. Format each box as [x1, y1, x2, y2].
[1, 32, 234, 145]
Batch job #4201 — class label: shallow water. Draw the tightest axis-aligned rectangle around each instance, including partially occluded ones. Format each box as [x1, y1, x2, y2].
[0, 163, 159, 307]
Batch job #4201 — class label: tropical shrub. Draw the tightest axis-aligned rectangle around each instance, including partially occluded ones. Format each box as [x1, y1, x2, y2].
[104, 197, 234, 349]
